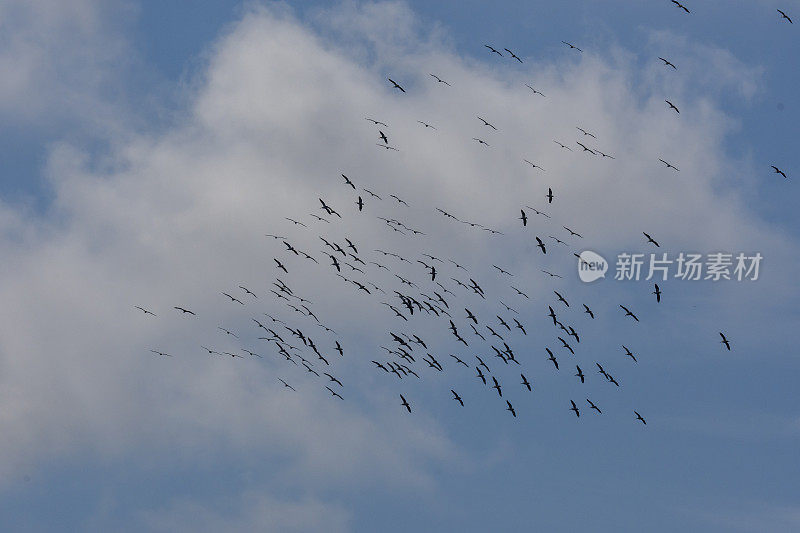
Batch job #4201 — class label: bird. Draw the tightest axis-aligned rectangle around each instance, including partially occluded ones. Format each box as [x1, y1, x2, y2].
[653, 283, 662, 303]
[546, 348, 559, 370]
[491, 376, 503, 397]
[643, 232, 660, 247]
[400, 394, 412, 412]
[506, 400, 517, 417]
[554, 141, 572, 151]
[719, 332, 731, 351]
[554, 290, 570, 307]
[771, 166, 788, 179]
[388, 78, 405, 92]
[658, 57, 677, 69]
[562, 41, 582, 52]
[576, 127, 597, 138]
[379, 130, 388, 144]
[326, 386, 343, 400]
[134, 306, 156, 316]
[622, 345, 638, 362]
[504, 48, 523, 62]
[417, 120, 436, 129]
[356, 196, 364, 211]
[523, 159, 545, 171]
[521, 373, 532, 391]
[341, 174, 355, 189]
[221, 292, 244, 305]
[635, 411, 647, 425]
[365, 117, 387, 126]
[576, 141, 595, 154]
[477, 116, 497, 130]
[546, 188, 554, 203]
[278, 378, 295, 391]
[619, 305, 640, 322]
[149, 349, 171, 357]
[575, 365, 585, 383]
[671, 0, 690, 14]
[658, 158, 679, 171]
[485, 44, 503, 56]
[535, 237, 547, 254]
[174, 306, 196, 316]
[429, 73, 451, 86]
[472, 138, 489, 146]
[777, 9, 793, 23]
[587, 399, 602, 414]
[239, 285, 257, 298]
[570, 400, 580, 417]
[451, 390, 464, 406]
[563, 226, 582, 238]
[525, 84, 546, 97]
[665, 100, 680, 113]
[583, 304, 595, 319]
[519, 209, 528, 226]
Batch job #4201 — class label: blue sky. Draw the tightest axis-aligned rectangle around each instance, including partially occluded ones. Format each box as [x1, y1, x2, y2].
[0, 1, 798, 532]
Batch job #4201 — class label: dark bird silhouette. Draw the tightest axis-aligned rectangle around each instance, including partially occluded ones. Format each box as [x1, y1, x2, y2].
[326, 386, 343, 400]
[665, 100, 680, 113]
[451, 390, 464, 406]
[643, 232, 661, 247]
[222, 292, 244, 305]
[526, 84, 546, 97]
[635, 411, 647, 425]
[563, 226, 583, 238]
[546, 187, 554, 203]
[429, 73, 452, 86]
[174, 306, 196, 316]
[658, 158, 679, 171]
[400, 394, 412, 412]
[546, 348, 559, 370]
[150, 349, 171, 357]
[278, 378, 295, 391]
[570, 400, 580, 418]
[521, 373, 532, 391]
[356, 196, 364, 211]
[388, 78, 405, 92]
[619, 305, 640, 322]
[365, 117, 387, 126]
[476, 366, 487, 384]
[583, 304, 595, 319]
[472, 137, 489, 146]
[719, 332, 731, 351]
[554, 290, 570, 307]
[587, 399, 602, 414]
[623, 345, 638, 363]
[771, 166, 788, 179]
[417, 120, 436, 129]
[535, 236, 547, 254]
[554, 141, 572, 151]
[477, 116, 498, 130]
[658, 57, 677, 69]
[562, 41, 583, 52]
[504, 48, 523, 62]
[653, 283, 662, 303]
[134, 306, 156, 316]
[485, 44, 503, 56]
[575, 365, 585, 383]
[506, 400, 517, 417]
[379, 130, 388, 144]
[576, 127, 597, 138]
[778, 9, 793, 23]
[520, 209, 528, 226]
[523, 159, 545, 171]
[671, 0, 690, 13]
[239, 285, 257, 298]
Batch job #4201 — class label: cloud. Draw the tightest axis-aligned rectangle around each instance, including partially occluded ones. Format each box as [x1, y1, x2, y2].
[0, 1, 795, 528]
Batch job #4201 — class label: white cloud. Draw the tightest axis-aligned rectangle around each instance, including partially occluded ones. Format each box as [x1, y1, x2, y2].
[0, 1, 795, 527]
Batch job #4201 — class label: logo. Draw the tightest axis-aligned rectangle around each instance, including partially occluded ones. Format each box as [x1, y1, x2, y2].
[578, 250, 608, 283]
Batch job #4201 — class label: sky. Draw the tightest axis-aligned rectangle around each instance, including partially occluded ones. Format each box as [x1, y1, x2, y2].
[0, 1, 798, 531]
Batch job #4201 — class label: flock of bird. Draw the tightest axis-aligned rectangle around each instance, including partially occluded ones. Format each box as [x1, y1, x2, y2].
[134, 1, 790, 428]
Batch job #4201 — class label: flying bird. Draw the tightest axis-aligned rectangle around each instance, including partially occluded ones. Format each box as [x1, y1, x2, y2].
[653, 283, 662, 303]
[134, 306, 156, 316]
[485, 44, 503, 56]
[671, 0, 690, 13]
[635, 411, 647, 425]
[658, 158, 679, 171]
[658, 57, 677, 69]
[665, 100, 680, 113]
[719, 332, 731, 351]
[174, 306, 196, 316]
[429, 73, 452, 85]
[521, 373, 532, 391]
[643, 232, 661, 247]
[777, 9, 793, 23]
[451, 390, 464, 406]
[504, 48, 523, 62]
[506, 400, 517, 417]
[619, 305, 640, 322]
[562, 41, 583, 52]
[388, 78, 406, 92]
[771, 166, 788, 179]
[400, 394, 412, 412]
[570, 400, 580, 418]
